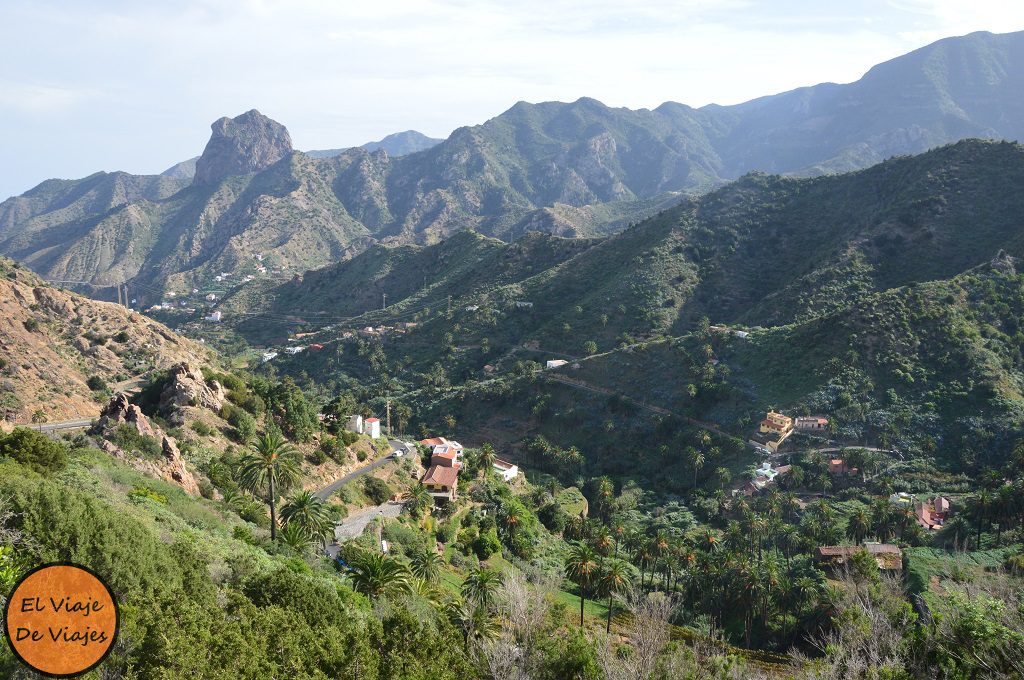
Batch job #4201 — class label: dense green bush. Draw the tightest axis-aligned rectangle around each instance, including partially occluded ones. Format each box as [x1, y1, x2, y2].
[363, 476, 393, 505]
[0, 427, 68, 474]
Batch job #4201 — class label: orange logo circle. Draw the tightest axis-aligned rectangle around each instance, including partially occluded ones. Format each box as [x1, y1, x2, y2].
[3, 563, 119, 677]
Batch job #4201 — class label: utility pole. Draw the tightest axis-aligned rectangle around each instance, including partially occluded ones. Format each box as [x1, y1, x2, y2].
[382, 293, 387, 309]
[447, 295, 452, 317]
[116, 284, 122, 306]
[386, 399, 391, 437]
[124, 285, 129, 308]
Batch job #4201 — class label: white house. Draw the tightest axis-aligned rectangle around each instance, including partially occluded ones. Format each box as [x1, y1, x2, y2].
[545, 359, 569, 369]
[364, 417, 381, 438]
[734, 330, 750, 339]
[284, 346, 305, 355]
[514, 301, 534, 309]
[261, 351, 278, 363]
[347, 415, 364, 434]
[205, 293, 218, 302]
[493, 459, 519, 482]
[205, 310, 222, 322]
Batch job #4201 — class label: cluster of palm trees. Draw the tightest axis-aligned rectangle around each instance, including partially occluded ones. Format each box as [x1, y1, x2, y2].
[561, 488, 833, 649]
[232, 431, 333, 550]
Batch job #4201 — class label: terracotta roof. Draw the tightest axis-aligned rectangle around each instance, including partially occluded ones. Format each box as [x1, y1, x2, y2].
[419, 437, 446, 446]
[493, 458, 515, 470]
[423, 465, 458, 488]
[365, 417, 380, 423]
[816, 544, 902, 569]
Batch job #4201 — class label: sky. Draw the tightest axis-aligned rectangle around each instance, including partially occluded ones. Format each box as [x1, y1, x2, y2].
[1, 0, 1023, 199]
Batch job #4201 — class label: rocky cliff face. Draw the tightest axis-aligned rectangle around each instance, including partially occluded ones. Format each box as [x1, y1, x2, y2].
[192, 109, 293, 185]
[94, 393, 200, 495]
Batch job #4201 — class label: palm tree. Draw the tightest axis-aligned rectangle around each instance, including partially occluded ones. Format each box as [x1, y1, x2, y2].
[599, 559, 631, 633]
[280, 490, 333, 546]
[688, 448, 705, 488]
[237, 431, 302, 540]
[409, 547, 443, 583]
[403, 483, 432, 518]
[478, 443, 496, 479]
[461, 566, 500, 610]
[846, 507, 871, 545]
[347, 549, 412, 598]
[565, 542, 599, 626]
[451, 600, 501, 649]
[278, 521, 312, 552]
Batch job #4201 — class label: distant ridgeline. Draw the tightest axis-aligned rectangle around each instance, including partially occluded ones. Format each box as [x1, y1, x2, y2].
[0, 30, 1023, 303]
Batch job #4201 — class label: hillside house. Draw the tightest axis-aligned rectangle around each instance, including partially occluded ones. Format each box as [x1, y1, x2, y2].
[347, 415, 364, 434]
[493, 459, 519, 482]
[545, 359, 569, 369]
[418, 437, 464, 462]
[284, 346, 305, 355]
[364, 417, 381, 438]
[205, 293, 217, 302]
[889, 492, 914, 507]
[205, 311, 222, 322]
[828, 458, 857, 475]
[422, 464, 458, 502]
[261, 351, 278, 363]
[514, 301, 534, 309]
[309, 343, 325, 351]
[915, 496, 951, 530]
[760, 412, 793, 436]
[815, 543, 903, 572]
[795, 416, 829, 431]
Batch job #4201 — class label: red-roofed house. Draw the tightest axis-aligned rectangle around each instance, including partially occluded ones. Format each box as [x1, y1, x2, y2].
[418, 436, 464, 463]
[364, 417, 381, 438]
[423, 464, 459, 502]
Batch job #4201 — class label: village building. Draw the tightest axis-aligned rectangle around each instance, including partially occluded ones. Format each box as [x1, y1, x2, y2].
[347, 415, 363, 434]
[795, 416, 829, 431]
[205, 293, 217, 302]
[828, 458, 857, 475]
[284, 346, 305, 355]
[514, 301, 534, 309]
[493, 459, 519, 482]
[364, 417, 381, 438]
[422, 464, 459, 502]
[418, 436, 464, 462]
[815, 543, 903, 571]
[205, 310, 222, 322]
[889, 491, 914, 507]
[261, 351, 278, 363]
[914, 496, 952, 530]
[309, 343, 325, 351]
[751, 411, 794, 452]
[545, 359, 569, 369]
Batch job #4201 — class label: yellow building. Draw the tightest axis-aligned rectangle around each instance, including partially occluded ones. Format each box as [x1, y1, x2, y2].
[759, 411, 793, 436]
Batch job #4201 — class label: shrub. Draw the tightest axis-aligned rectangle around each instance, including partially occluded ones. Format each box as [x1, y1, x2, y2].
[23, 318, 40, 332]
[110, 424, 163, 460]
[226, 407, 256, 443]
[356, 449, 368, 462]
[320, 435, 345, 464]
[86, 375, 108, 392]
[0, 428, 68, 474]
[472, 528, 502, 559]
[340, 430, 359, 446]
[362, 476, 393, 505]
[191, 421, 214, 437]
[114, 330, 130, 343]
[128, 486, 167, 504]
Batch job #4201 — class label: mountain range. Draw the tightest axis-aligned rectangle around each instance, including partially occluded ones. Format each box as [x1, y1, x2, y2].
[1, 29, 1023, 301]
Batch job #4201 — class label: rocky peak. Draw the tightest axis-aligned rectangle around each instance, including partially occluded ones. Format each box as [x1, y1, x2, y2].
[158, 362, 226, 425]
[192, 109, 292, 185]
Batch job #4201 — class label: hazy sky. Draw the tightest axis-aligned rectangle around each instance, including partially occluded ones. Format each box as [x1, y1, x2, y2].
[2, 0, 1023, 199]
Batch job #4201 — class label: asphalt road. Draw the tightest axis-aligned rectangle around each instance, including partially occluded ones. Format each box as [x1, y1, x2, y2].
[313, 438, 408, 501]
[325, 502, 404, 558]
[28, 418, 94, 432]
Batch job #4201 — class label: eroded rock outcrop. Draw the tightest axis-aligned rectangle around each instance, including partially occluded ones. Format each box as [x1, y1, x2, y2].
[158, 362, 226, 426]
[94, 392, 200, 495]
